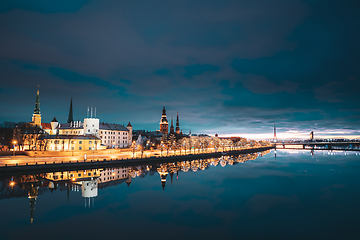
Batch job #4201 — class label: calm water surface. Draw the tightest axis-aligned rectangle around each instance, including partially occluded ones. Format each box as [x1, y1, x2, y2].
[1, 150, 360, 240]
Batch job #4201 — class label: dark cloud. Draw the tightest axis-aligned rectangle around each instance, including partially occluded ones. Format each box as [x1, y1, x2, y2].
[0, 0, 359, 138]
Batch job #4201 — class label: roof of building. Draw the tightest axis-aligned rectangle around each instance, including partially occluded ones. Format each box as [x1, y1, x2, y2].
[127, 122, 132, 127]
[51, 117, 58, 122]
[57, 122, 83, 130]
[99, 123, 128, 131]
[41, 123, 51, 129]
[38, 134, 100, 140]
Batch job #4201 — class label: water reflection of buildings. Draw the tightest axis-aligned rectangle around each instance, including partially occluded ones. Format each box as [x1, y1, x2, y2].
[128, 151, 270, 190]
[0, 150, 270, 223]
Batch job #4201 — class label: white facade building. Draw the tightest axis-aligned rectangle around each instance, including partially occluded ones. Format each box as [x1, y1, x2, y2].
[52, 118, 133, 149]
[84, 118, 99, 137]
[98, 167, 130, 184]
[99, 122, 132, 148]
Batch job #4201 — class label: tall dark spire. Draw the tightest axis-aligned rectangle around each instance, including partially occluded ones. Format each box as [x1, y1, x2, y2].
[34, 89, 40, 114]
[176, 111, 180, 134]
[67, 97, 73, 123]
[170, 117, 174, 134]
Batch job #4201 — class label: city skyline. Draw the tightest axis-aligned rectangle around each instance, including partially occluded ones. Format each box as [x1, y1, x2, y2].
[0, 0, 359, 139]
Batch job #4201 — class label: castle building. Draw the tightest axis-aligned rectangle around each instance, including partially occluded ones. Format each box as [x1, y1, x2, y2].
[25, 89, 133, 150]
[159, 106, 169, 135]
[55, 118, 132, 148]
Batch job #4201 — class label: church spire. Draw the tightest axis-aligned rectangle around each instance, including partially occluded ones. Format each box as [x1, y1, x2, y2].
[67, 97, 73, 123]
[170, 117, 174, 134]
[160, 106, 169, 135]
[175, 111, 180, 134]
[31, 87, 42, 127]
[34, 88, 40, 114]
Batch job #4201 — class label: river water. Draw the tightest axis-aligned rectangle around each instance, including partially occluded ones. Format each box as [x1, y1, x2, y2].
[1, 149, 360, 240]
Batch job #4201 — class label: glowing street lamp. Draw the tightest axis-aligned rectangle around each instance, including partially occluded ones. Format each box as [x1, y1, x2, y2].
[12, 140, 17, 157]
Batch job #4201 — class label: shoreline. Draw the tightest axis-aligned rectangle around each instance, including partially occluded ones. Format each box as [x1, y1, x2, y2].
[0, 146, 274, 176]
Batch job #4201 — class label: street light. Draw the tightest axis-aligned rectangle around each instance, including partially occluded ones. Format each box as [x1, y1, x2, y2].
[12, 140, 17, 157]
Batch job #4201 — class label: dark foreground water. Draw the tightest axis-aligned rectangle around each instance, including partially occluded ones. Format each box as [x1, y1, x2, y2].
[1, 149, 360, 240]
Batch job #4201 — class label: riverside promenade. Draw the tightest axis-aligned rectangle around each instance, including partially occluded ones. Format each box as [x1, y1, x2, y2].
[0, 146, 274, 176]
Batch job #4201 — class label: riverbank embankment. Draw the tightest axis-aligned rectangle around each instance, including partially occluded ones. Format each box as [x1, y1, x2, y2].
[0, 146, 274, 176]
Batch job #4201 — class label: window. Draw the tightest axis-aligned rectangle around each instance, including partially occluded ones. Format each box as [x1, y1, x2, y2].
[79, 146, 82, 150]
[89, 147, 91, 150]
[88, 173, 91, 176]
[79, 141, 82, 144]
[101, 131, 102, 134]
[88, 129, 90, 132]
[78, 173, 81, 177]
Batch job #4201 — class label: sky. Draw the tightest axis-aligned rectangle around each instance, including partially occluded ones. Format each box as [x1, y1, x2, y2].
[0, 0, 359, 140]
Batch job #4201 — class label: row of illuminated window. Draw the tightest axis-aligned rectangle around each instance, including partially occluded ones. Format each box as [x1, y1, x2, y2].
[100, 169, 127, 176]
[48, 140, 98, 144]
[63, 131, 81, 134]
[102, 140, 128, 144]
[48, 171, 98, 179]
[100, 131, 128, 135]
[102, 136, 128, 139]
[99, 174, 126, 181]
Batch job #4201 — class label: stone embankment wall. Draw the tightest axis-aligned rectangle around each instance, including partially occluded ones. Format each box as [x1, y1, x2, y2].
[25, 148, 131, 157]
[0, 151, 27, 156]
[0, 146, 274, 176]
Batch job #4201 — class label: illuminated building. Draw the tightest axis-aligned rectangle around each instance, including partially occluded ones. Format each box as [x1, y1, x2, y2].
[37, 134, 101, 151]
[98, 167, 130, 183]
[50, 105, 132, 148]
[44, 169, 101, 181]
[25, 91, 133, 149]
[160, 106, 169, 135]
[56, 119, 132, 149]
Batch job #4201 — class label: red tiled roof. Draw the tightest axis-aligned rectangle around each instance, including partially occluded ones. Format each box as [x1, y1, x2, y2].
[41, 123, 51, 129]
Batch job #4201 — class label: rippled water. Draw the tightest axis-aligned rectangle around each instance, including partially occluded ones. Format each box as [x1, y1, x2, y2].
[1, 149, 360, 240]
